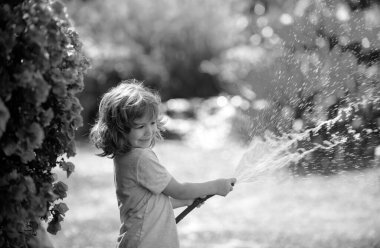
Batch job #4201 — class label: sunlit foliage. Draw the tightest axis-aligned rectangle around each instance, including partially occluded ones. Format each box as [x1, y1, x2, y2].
[63, 0, 244, 136]
[210, 0, 380, 173]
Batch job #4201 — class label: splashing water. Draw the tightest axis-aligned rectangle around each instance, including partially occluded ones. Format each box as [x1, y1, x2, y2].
[233, 103, 361, 184]
[233, 132, 345, 183]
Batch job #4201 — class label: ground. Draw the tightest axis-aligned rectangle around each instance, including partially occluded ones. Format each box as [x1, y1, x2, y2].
[49, 140, 380, 248]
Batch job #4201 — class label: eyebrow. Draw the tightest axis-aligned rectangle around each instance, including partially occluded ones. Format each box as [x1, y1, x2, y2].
[133, 119, 151, 125]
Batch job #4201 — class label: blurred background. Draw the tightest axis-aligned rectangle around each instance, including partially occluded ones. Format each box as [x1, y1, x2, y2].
[50, 0, 380, 247]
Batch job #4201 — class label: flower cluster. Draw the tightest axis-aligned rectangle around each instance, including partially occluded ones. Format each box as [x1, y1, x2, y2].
[0, 0, 89, 247]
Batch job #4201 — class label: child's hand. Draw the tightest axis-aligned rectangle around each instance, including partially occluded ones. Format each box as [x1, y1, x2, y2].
[186, 199, 194, 206]
[215, 178, 236, 196]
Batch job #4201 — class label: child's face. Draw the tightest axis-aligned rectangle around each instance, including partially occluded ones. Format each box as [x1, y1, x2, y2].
[127, 112, 157, 149]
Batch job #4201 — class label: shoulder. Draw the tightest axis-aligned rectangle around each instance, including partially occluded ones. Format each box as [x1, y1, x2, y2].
[115, 148, 157, 164]
[135, 148, 159, 165]
[113, 149, 142, 169]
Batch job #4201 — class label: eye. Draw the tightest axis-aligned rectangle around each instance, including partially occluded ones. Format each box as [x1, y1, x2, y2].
[133, 124, 144, 129]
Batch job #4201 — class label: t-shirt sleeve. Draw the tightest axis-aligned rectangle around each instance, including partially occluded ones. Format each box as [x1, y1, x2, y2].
[136, 149, 172, 195]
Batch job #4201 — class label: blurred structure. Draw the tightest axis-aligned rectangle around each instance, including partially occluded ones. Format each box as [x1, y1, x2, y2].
[65, 0, 379, 173]
[63, 0, 241, 137]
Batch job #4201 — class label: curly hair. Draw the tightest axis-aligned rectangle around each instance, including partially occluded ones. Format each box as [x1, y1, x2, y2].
[90, 79, 165, 158]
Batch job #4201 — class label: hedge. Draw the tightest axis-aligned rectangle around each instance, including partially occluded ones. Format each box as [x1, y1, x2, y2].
[0, 0, 89, 247]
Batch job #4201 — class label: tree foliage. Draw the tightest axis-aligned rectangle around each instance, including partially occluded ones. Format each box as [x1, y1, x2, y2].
[0, 0, 89, 246]
[62, 0, 242, 137]
[210, 0, 380, 173]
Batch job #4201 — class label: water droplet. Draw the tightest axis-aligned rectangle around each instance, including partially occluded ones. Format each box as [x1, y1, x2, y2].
[249, 34, 262, 46]
[261, 26, 274, 38]
[254, 3, 265, 16]
[336, 3, 350, 22]
[292, 119, 304, 131]
[316, 37, 327, 48]
[375, 146, 380, 157]
[256, 16, 268, 28]
[236, 16, 249, 30]
[216, 96, 228, 107]
[339, 36, 350, 46]
[362, 37, 370, 48]
[280, 13, 293, 25]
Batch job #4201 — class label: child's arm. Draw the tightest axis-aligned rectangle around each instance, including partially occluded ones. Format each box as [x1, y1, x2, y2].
[163, 177, 236, 200]
[170, 198, 193, 209]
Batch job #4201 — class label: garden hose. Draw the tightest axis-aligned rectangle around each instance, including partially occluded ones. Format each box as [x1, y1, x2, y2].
[175, 195, 214, 223]
[175, 182, 235, 224]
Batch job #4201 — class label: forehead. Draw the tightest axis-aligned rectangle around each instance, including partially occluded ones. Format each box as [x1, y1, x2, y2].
[133, 111, 156, 124]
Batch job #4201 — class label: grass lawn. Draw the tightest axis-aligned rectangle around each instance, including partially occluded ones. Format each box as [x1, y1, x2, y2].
[49, 140, 380, 248]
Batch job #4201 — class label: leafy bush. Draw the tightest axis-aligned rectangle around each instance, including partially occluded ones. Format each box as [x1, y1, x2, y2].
[0, 0, 89, 247]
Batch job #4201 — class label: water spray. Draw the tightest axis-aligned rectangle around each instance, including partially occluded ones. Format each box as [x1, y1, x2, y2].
[176, 103, 358, 223]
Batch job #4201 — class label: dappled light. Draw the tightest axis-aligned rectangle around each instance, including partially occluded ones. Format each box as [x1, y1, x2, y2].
[60, 0, 380, 246]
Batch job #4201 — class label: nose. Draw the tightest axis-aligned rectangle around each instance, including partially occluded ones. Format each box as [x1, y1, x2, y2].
[145, 125, 153, 136]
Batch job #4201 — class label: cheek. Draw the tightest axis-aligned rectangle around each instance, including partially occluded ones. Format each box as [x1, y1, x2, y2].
[134, 129, 146, 139]
[127, 130, 140, 142]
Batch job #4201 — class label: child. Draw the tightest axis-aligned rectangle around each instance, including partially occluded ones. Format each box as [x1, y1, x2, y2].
[90, 79, 236, 248]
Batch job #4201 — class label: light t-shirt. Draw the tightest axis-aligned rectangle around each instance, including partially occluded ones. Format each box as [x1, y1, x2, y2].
[113, 148, 179, 248]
